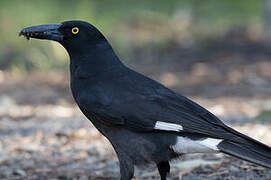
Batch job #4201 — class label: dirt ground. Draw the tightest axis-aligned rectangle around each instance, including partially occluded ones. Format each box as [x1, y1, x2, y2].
[1, 37, 271, 179]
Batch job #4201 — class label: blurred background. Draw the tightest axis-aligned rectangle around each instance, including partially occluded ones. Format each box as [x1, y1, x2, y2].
[1, 0, 271, 179]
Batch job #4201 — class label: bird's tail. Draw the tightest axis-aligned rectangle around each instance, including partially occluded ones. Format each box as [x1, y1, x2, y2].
[218, 137, 271, 168]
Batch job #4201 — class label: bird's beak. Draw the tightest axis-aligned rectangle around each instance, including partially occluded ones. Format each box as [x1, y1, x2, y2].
[19, 24, 63, 41]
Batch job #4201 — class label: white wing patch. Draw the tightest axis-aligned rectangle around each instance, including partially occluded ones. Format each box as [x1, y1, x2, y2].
[171, 137, 223, 154]
[154, 121, 183, 132]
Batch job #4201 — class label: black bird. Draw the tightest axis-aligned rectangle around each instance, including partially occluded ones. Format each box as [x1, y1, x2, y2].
[20, 21, 271, 180]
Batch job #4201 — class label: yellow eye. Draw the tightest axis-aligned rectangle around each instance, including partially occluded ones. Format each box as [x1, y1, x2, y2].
[72, 27, 79, 34]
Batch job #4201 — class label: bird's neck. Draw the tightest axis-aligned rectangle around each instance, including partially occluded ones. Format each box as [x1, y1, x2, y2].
[68, 41, 124, 76]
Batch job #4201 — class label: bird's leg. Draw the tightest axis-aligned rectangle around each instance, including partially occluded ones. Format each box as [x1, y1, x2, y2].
[115, 150, 134, 180]
[157, 161, 170, 180]
[119, 157, 134, 180]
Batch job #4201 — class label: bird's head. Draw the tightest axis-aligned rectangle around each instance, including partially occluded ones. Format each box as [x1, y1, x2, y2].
[19, 20, 122, 70]
[19, 20, 107, 54]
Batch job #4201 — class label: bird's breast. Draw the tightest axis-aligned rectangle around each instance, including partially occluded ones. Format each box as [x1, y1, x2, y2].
[71, 78, 113, 110]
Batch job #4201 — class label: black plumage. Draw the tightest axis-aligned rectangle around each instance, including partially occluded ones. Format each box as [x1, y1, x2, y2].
[20, 20, 271, 180]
